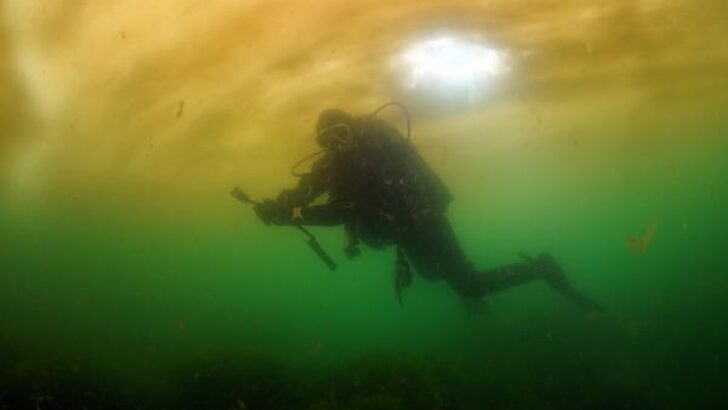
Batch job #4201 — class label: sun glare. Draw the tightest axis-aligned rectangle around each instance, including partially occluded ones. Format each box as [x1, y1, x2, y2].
[398, 36, 508, 95]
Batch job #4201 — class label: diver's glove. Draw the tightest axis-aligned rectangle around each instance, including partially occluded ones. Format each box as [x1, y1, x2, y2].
[253, 200, 291, 226]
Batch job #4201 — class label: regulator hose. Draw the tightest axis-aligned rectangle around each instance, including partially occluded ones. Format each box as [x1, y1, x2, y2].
[290, 102, 412, 177]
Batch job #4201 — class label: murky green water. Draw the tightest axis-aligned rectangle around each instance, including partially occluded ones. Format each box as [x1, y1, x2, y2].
[2, 1, 728, 409]
[2, 117, 727, 409]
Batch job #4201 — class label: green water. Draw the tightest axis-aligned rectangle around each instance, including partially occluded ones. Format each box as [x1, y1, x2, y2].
[1, 1, 728, 407]
[2, 116, 727, 409]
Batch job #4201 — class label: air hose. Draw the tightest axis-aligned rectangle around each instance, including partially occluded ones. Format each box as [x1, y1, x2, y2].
[290, 102, 411, 177]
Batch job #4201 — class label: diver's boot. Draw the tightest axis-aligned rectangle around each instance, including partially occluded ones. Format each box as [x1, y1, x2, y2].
[536, 253, 603, 312]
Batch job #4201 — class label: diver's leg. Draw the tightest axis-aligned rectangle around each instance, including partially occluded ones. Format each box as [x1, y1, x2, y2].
[477, 253, 602, 311]
[401, 218, 600, 309]
[400, 216, 486, 300]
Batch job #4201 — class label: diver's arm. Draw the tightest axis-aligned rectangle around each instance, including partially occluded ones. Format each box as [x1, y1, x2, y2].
[275, 175, 318, 208]
[255, 155, 333, 226]
[254, 201, 346, 227]
[275, 154, 332, 208]
[298, 203, 348, 226]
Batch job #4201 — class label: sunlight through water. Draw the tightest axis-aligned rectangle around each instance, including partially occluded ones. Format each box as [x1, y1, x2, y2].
[397, 36, 508, 101]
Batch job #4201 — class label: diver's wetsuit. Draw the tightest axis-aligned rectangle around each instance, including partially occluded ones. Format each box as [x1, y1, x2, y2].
[261, 115, 598, 308]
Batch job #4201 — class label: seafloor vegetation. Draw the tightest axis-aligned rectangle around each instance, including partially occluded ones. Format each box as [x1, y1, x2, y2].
[0, 341, 669, 410]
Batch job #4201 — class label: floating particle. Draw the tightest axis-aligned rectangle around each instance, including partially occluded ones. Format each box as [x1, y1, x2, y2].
[176, 319, 187, 332]
[627, 320, 640, 338]
[309, 341, 324, 356]
[120, 31, 127, 39]
[627, 219, 658, 254]
[75, 293, 90, 308]
[585, 39, 593, 55]
[670, 162, 678, 177]
[176, 100, 185, 118]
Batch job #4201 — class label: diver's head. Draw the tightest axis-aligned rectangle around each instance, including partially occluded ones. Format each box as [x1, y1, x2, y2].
[316, 109, 354, 149]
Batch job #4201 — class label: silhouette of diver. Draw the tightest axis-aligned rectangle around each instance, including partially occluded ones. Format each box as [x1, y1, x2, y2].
[234, 105, 601, 311]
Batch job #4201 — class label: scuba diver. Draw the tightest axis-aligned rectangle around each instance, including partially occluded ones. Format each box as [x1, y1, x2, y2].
[232, 104, 601, 311]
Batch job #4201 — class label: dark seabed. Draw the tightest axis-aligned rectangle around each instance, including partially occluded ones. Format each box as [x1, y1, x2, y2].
[1, 0, 728, 409]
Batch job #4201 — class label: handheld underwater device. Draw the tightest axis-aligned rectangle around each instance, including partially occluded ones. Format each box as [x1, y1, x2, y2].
[230, 187, 338, 271]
